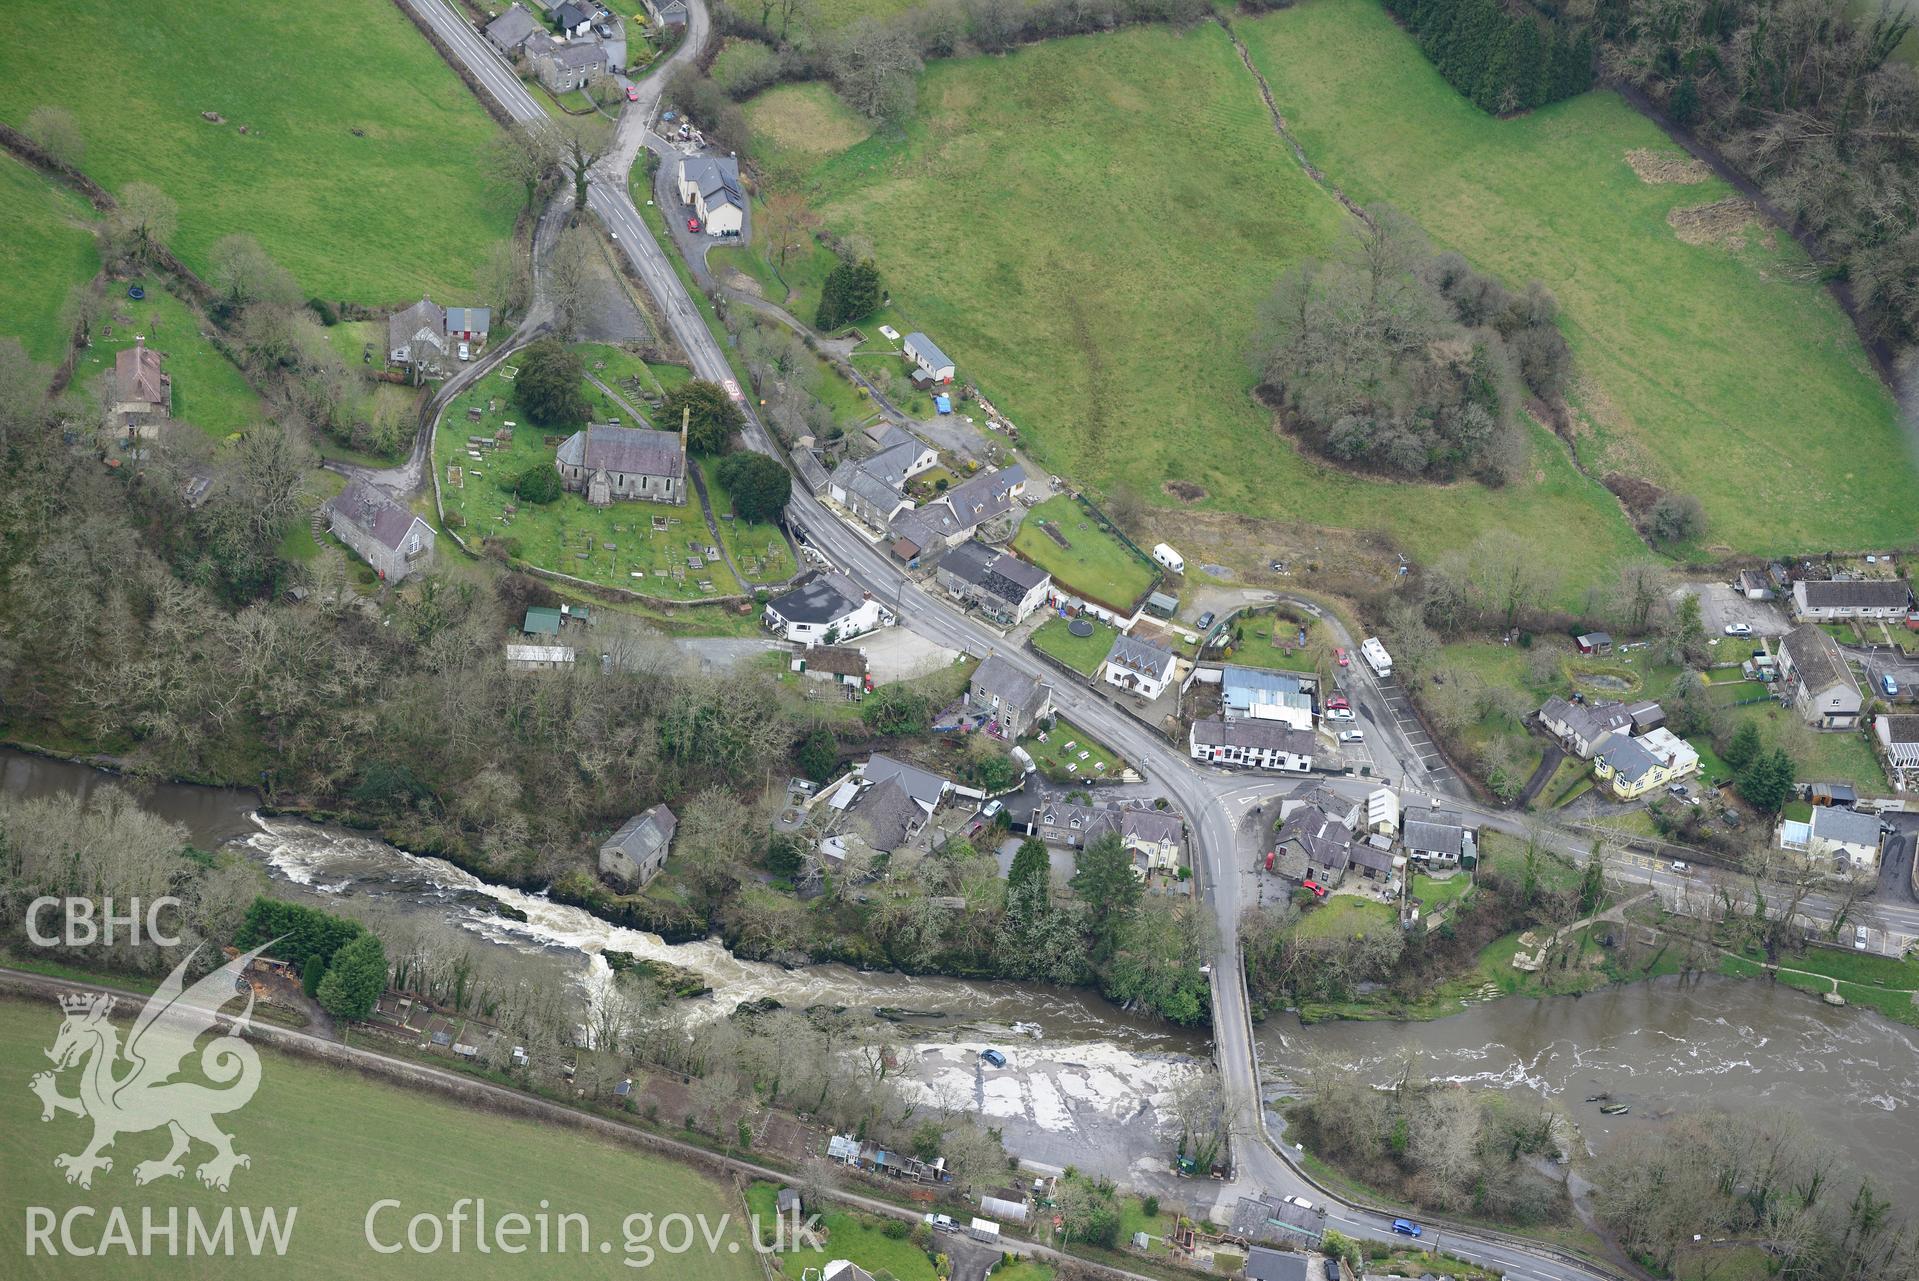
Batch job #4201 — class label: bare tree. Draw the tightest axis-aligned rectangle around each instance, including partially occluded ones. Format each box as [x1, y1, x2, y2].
[105, 182, 178, 269]
[558, 120, 608, 222]
[1466, 529, 1558, 632]
[208, 234, 302, 313]
[545, 225, 596, 339]
[24, 105, 84, 168]
[757, 188, 820, 275]
[485, 121, 562, 215]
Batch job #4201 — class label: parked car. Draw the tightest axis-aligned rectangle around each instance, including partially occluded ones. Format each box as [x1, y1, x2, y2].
[1302, 880, 1327, 898]
[1855, 925, 1870, 951]
[924, 1214, 959, 1233]
[1392, 1219, 1422, 1238]
[1338, 729, 1365, 744]
[625, 85, 639, 102]
[1326, 707, 1356, 722]
[979, 1048, 1007, 1068]
[1671, 860, 1690, 874]
[1335, 647, 1349, 667]
[1283, 1195, 1314, 1210]
[980, 799, 1004, 821]
[457, 341, 470, 362]
[1723, 622, 1753, 637]
[1195, 611, 1216, 630]
[1883, 673, 1900, 697]
[1667, 783, 1689, 798]
[1327, 694, 1350, 710]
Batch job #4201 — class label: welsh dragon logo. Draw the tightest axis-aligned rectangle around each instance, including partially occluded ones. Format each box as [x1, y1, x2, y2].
[30, 943, 277, 1192]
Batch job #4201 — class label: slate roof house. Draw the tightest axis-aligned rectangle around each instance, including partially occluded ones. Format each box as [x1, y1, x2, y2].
[555, 0, 596, 36]
[1271, 802, 1353, 885]
[1026, 801, 1183, 877]
[1780, 804, 1883, 874]
[969, 654, 1053, 737]
[914, 465, 1026, 547]
[678, 155, 745, 236]
[1792, 578, 1913, 621]
[937, 541, 1052, 622]
[1778, 624, 1863, 729]
[1592, 727, 1698, 800]
[1190, 718, 1315, 772]
[485, 3, 542, 54]
[1402, 806, 1475, 866]
[388, 296, 450, 379]
[555, 423, 687, 506]
[528, 33, 608, 93]
[822, 754, 951, 856]
[1101, 633, 1177, 700]
[1874, 713, 1919, 790]
[653, 0, 689, 25]
[110, 337, 171, 438]
[1538, 696, 1636, 758]
[326, 480, 435, 582]
[598, 804, 677, 888]
[763, 571, 895, 646]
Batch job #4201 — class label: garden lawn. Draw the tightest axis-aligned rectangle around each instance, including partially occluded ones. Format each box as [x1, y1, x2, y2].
[0, 998, 759, 1280]
[1011, 495, 1156, 609]
[1031, 615, 1118, 678]
[73, 279, 264, 438]
[1241, 0, 1916, 559]
[1292, 895, 1396, 941]
[434, 368, 740, 599]
[697, 456, 797, 582]
[740, 1183, 935, 1281]
[1226, 611, 1332, 675]
[0, 0, 514, 304]
[770, 23, 1647, 602]
[1021, 716, 1123, 783]
[1718, 702, 1890, 789]
[0, 155, 99, 361]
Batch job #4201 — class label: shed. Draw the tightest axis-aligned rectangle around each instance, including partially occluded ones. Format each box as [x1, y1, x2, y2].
[776, 1188, 802, 1215]
[523, 606, 563, 636]
[1576, 631, 1613, 655]
[968, 1218, 1001, 1243]
[1144, 591, 1180, 619]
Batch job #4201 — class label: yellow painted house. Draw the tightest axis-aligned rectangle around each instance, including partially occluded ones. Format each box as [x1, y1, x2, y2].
[1591, 728, 1700, 801]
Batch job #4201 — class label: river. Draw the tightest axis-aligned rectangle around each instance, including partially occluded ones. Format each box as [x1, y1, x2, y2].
[1256, 976, 1919, 1190]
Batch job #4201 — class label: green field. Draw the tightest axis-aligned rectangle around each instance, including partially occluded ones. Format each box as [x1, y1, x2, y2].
[0, 998, 759, 1279]
[760, 24, 1652, 599]
[434, 368, 742, 599]
[1240, 0, 1915, 558]
[695, 456, 797, 583]
[0, 0, 514, 305]
[0, 156, 99, 361]
[741, 1183, 935, 1280]
[1011, 495, 1157, 609]
[1030, 615, 1119, 677]
[72, 279, 265, 438]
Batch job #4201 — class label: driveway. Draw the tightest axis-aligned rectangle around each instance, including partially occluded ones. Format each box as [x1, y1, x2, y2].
[1680, 581, 1791, 638]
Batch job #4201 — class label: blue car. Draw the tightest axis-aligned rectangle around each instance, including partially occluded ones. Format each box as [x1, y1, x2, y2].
[1391, 1219, 1422, 1238]
[979, 1048, 1007, 1068]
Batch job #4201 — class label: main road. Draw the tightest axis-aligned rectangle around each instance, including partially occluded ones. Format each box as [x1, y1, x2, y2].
[403, 4, 1622, 1275]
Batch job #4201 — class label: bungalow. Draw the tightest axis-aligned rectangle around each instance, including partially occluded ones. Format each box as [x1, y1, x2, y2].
[1591, 727, 1698, 800]
[1575, 631, 1613, 656]
[969, 654, 1053, 738]
[110, 337, 171, 438]
[1792, 578, 1913, 622]
[485, 2, 542, 54]
[1777, 624, 1863, 729]
[903, 332, 955, 383]
[936, 540, 1052, 622]
[796, 645, 869, 700]
[1538, 696, 1636, 759]
[598, 804, 678, 889]
[1101, 633, 1177, 700]
[1402, 806, 1475, 866]
[326, 480, 434, 582]
[1781, 804, 1883, 874]
[387, 296, 450, 379]
[555, 423, 687, 506]
[1191, 718, 1316, 772]
[1874, 714, 1919, 790]
[677, 156, 745, 236]
[1220, 666, 1313, 729]
[445, 305, 490, 345]
[763, 571, 895, 646]
[866, 424, 940, 479]
[859, 754, 951, 814]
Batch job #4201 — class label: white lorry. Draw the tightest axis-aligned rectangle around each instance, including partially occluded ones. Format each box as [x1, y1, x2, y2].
[1360, 637, 1393, 678]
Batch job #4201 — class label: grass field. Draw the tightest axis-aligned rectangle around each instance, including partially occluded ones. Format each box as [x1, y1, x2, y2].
[761, 24, 1651, 600]
[434, 368, 742, 599]
[0, 155, 99, 361]
[1241, 0, 1916, 558]
[0, 998, 760, 1279]
[0, 0, 514, 305]
[1030, 615, 1119, 677]
[1011, 495, 1157, 608]
[72, 278, 264, 438]
[741, 1182, 935, 1280]
[695, 456, 797, 582]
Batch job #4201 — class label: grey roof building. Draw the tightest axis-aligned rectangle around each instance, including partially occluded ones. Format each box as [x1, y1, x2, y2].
[1402, 805, 1473, 863]
[556, 423, 687, 506]
[326, 480, 435, 582]
[1793, 578, 1912, 618]
[970, 654, 1052, 736]
[1245, 1246, 1315, 1281]
[861, 754, 949, 812]
[679, 155, 744, 217]
[843, 776, 924, 852]
[1810, 804, 1882, 850]
[1538, 695, 1636, 758]
[599, 804, 677, 888]
[937, 540, 1052, 621]
[1779, 623, 1863, 728]
[485, 3, 542, 54]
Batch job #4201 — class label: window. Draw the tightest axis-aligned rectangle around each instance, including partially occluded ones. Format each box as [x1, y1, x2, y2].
[406, 533, 420, 555]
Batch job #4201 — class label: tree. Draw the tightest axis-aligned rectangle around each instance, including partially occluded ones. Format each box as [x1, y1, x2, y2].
[1722, 720, 1763, 772]
[663, 380, 746, 455]
[106, 182, 179, 268]
[757, 189, 820, 273]
[24, 105, 84, 168]
[485, 121, 561, 214]
[1466, 529, 1557, 631]
[545, 225, 596, 339]
[1663, 670, 1717, 739]
[58, 282, 108, 351]
[300, 953, 325, 997]
[516, 464, 562, 504]
[815, 258, 883, 331]
[314, 932, 388, 1020]
[208, 234, 302, 317]
[1006, 837, 1048, 894]
[0, 338, 52, 450]
[715, 450, 791, 522]
[1072, 832, 1141, 966]
[1579, 845, 1607, 915]
[1611, 561, 1667, 634]
[1738, 747, 1797, 814]
[558, 119, 608, 221]
[860, 682, 932, 735]
[513, 338, 589, 427]
[827, 20, 922, 124]
[1648, 492, 1704, 544]
[796, 727, 838, 781]
[479, 239, 531, 320]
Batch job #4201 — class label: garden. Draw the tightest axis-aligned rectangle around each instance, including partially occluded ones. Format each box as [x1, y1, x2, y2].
[1020, 716, 1124, 783]
[72, 278, 265, 438]
[1030, 614, 1119, 678]
[1010, 494, 1157, 609]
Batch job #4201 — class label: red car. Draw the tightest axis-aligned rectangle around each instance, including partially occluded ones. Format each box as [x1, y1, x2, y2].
[686, 216, 701, 232]
[1335, 646, 1350, 667]
[1302, 880, 1328, 899]
[625, 85, 639, 102]
[1326, 694, 1350, 710]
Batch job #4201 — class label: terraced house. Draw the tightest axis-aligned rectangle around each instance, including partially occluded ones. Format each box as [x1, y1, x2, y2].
[1791, 577, 1913, 622]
